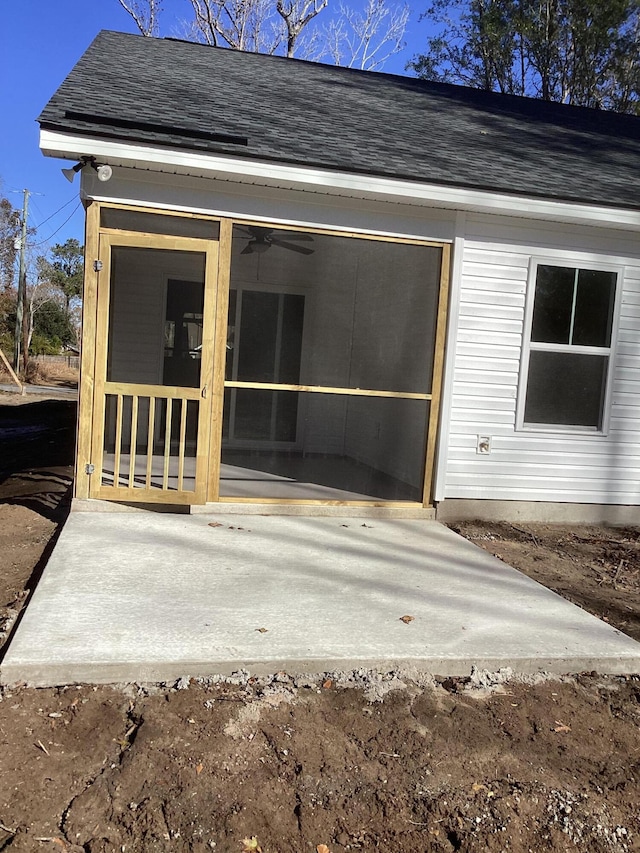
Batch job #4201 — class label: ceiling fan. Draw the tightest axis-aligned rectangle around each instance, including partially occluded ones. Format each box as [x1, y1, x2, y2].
[237, 226, 314, 255]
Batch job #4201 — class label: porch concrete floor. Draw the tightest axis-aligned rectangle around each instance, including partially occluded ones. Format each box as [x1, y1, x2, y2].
[2, 512, 640, 687]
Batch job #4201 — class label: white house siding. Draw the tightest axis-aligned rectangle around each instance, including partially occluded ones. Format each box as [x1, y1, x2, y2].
[85, 167, 456, 244]
[443, 213, 640, 505]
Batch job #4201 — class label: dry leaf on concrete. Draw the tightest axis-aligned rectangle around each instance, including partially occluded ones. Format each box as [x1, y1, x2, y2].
[255, 627, 268, 633]
[399, 615, 415, 624]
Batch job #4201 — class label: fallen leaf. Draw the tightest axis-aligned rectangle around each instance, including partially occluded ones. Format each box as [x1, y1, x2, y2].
[472, 782, 495, 797]
[255, 627, 268, 633]
[317, 845, 332, 853]
[196, 763, 203, 775]
[399, 615, 414, 624]
[208, 522, 223, 527]
[322, 679, 333, 689]
[242, 838, 262, 852]
[553, 721, 571, 733]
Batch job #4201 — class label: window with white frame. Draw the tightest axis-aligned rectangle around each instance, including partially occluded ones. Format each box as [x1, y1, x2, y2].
[521, 261, 618, 431]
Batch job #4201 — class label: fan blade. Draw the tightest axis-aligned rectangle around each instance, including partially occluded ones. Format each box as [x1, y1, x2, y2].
[241, 244, 254, 254]
[275, 232, 314, 242]
[271, 238, 314, 255]
[236, 226, 274, 239]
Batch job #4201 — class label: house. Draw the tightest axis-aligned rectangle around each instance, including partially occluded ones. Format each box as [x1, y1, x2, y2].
[38, 30, 640, 521]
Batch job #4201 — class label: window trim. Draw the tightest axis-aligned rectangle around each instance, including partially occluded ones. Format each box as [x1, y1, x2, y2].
[516, 257, 624, 436]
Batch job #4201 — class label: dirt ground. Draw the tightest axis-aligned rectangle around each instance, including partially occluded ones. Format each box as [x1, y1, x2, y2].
[449, 522, 640, 644]
[0, 391, 639, 853]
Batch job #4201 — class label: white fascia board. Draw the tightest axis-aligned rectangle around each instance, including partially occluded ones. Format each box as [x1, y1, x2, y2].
[41, 128, 640, 232]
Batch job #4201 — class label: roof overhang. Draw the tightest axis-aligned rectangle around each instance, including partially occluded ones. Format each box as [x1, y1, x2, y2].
[40, 128, 640, 233]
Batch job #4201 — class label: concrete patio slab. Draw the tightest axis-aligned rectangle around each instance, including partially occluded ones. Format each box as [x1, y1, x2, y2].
[2, 513, 639, 687]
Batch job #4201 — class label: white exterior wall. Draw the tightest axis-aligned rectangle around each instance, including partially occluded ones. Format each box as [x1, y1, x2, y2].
[441, 213, 640, 505]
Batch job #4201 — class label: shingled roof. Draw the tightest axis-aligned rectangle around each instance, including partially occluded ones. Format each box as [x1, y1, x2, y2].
[39, 30, 640, 210]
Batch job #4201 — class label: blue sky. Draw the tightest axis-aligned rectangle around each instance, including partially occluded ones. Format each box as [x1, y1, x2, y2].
[0, 0, 430, 254]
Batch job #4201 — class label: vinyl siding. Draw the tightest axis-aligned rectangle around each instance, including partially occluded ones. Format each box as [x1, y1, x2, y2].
[443, 213, 640, 505]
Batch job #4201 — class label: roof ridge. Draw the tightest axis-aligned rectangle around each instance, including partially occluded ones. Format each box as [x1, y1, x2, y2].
[95, 28, 640, 126]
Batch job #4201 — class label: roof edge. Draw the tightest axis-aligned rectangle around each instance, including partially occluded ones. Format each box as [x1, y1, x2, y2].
[40, 129, 640, 233]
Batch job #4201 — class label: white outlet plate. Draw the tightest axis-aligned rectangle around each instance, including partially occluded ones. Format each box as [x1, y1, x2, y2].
[477, 435, 492, 454]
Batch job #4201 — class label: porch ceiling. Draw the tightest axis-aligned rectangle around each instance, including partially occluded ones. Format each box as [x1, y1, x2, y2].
[2, 512, 639, 687]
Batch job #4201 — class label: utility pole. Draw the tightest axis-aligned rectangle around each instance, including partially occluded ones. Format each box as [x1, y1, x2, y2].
[13, 189, 29, 373]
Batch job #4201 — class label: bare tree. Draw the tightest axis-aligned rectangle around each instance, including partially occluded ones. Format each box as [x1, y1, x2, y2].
[277, 0, 328, 57]
[186, 0, 327, 55]
[117, 0, 163, 36]
[319, 0, 409, 70]
[116, 0, 407, 68]
[187, 0, 284, 52]
[26, 281, 60, 353]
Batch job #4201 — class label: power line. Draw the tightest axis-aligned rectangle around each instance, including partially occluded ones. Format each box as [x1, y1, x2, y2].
[31, 202, 82, 248]
[32, 195, 79, 230]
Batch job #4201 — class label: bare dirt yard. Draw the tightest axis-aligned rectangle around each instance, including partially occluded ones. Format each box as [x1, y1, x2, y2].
[0, 391, 639, 853]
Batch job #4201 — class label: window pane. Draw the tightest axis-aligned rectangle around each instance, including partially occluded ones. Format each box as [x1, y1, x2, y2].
[221, 392, 428, 502]
[163, 280, 203, 388]
[229, 290, 305, 385]
[524, 351, 608, 428]
[233, 389, 273, 439]
[280, 295, 305, 384]
[274, 390, 299, 441]
[237, 291, 279, 382]
[573, 269, 616, 347]
[531, 265, 575, 344]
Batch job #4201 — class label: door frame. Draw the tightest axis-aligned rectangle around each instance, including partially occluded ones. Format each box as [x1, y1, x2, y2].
[81, 218, 219, 504]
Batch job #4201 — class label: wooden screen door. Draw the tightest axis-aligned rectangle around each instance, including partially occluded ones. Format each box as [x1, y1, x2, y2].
[89, 233, 218, 504]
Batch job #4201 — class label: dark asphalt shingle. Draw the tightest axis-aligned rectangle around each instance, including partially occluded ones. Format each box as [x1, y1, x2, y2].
[39, 30, 640, 210]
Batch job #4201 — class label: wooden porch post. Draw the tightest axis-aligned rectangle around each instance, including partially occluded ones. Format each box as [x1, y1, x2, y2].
[74, 201, 100, 500]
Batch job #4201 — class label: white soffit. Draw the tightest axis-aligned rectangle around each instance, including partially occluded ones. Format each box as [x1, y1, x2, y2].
[41, 129, 640, 232]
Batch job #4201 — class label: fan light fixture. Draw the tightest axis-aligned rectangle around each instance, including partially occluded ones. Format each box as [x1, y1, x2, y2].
[247, 239, 270, 254]
[62, 157, 113, 183]
[239, 225, 315, 256]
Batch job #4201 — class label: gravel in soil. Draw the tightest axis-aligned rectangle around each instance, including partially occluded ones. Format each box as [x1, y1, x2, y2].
[1, 393, 639, 852]
[0, 673, 638, 852]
